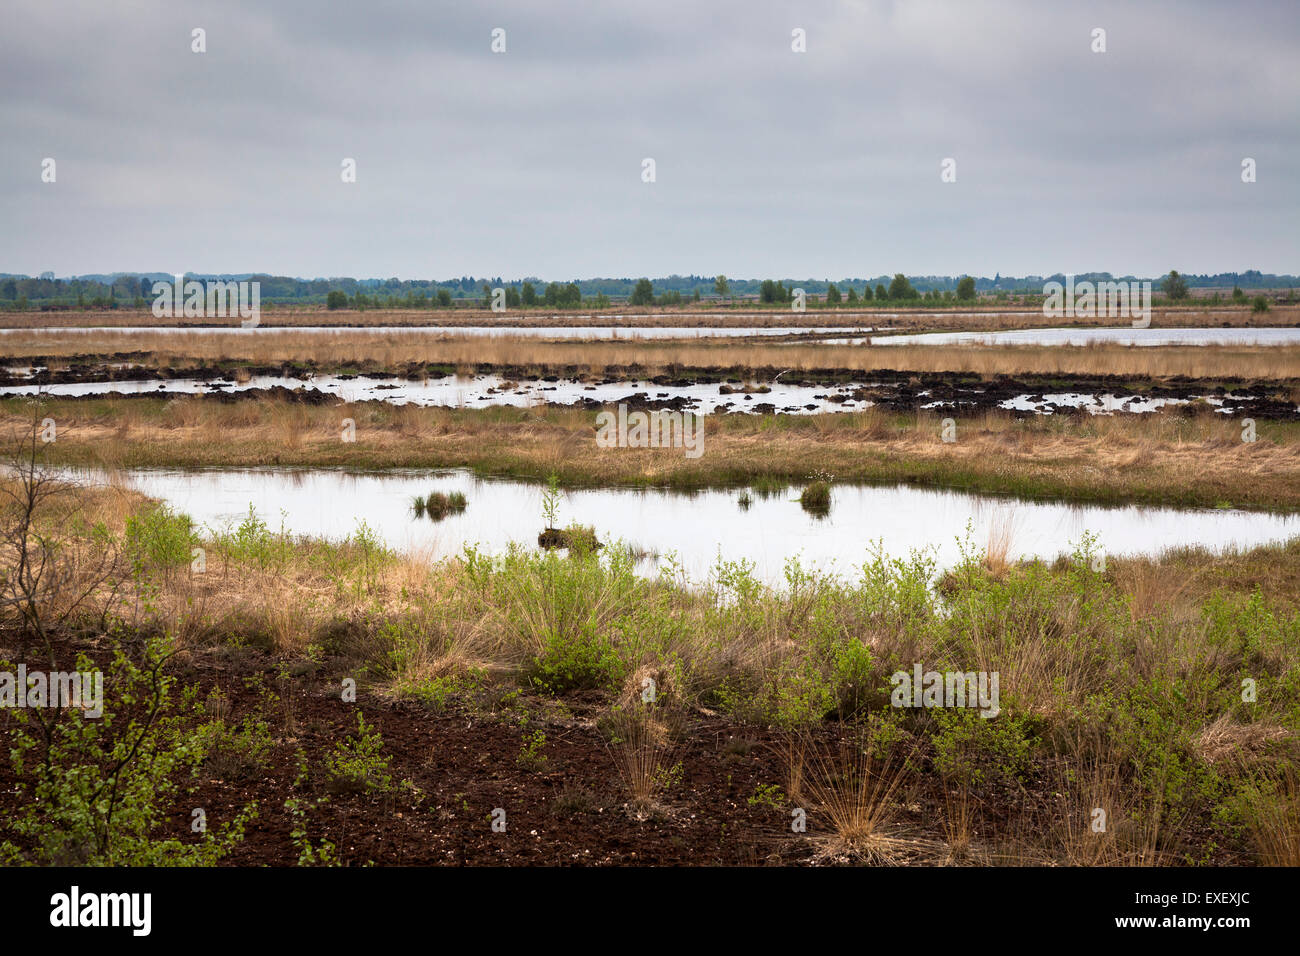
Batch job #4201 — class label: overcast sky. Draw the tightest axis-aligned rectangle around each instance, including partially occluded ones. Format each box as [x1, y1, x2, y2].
[2, 0, 1296, 280]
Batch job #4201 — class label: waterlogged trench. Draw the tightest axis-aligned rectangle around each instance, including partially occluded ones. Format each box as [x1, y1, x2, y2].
[91, 467, 1300, 587]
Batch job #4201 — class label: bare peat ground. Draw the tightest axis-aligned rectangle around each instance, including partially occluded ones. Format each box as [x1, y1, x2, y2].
[0, 633, 820, 866]
[0, 631, 1246, 867]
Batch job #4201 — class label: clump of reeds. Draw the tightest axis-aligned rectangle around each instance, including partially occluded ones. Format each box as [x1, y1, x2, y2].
[983, 507, 1018, 577]
[751, 476, 789, 499]
[538, 523, 602, 554]
[414, 490, 467, 520]
[799, 481, 831, 516]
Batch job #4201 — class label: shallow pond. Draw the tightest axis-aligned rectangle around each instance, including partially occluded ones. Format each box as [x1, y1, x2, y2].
[93, 467, 1300, 587]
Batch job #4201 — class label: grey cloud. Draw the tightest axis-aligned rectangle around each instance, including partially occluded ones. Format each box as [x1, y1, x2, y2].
[0, 0, 1295, 279]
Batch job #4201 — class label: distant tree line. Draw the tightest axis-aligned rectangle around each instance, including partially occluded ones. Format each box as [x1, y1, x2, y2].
[1, 269, 1294, 311]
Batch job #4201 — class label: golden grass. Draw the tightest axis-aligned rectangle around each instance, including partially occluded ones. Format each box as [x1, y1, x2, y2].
[982, 507, 1018, 577]
[1112, 559, 1204, 623]
[940, 778, 988, 865]
[1047, 749, 1166, 866]
[1193, 714, 1290, 770]
[1106, 538, 1300, 613]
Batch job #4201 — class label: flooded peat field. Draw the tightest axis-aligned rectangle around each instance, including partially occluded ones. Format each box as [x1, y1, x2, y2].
[6, 321, 1299, 417]
[91, 466, 1300, 587]
[4, 370, 1292, 417]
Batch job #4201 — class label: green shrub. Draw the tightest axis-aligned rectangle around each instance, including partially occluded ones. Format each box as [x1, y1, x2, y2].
[748, 783, 787, 809]
[192, 710, 275, 780]
[125, 503, 197, 578]
[517, 729, 548, 770]
[930, 708, 1036, 791]
[523, 623, 624, 694]
[0, 639, 256, 865]
[213, 505, 293, 573]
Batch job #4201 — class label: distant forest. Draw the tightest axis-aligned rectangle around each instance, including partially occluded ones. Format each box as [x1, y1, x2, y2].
[0, 269, 1295, 309]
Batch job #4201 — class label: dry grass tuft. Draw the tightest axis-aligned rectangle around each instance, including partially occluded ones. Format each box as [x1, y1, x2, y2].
[1193, 714, 1290, 769]
[797, 736, 920, 864]
[983, 507, 1018, 578]
[1240, 765, 1300, 866]
[605, 702, 682, 819]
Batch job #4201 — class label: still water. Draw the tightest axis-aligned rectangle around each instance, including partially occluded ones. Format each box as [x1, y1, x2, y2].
[94, 467, 1300, 587]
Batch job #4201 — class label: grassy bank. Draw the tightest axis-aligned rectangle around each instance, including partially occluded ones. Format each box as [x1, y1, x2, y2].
[8, 395, 1300, 511]
[1, 478, 1297, 865]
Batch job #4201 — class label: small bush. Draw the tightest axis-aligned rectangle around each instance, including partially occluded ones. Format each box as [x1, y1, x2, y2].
[931, 709, 1035, 792]
[125, 503, 197, 578]
[523, 624, 624, 694]
[194, 712, 275, 780]
[516, 729, 548, 771]
[1, 641, 256, 865]
[324, 712, 393, 795]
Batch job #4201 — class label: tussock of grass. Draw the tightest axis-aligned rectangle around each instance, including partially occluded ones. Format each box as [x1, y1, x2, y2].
[797, 736, 921, 864]
[799, 481, 831, 515]
[422, 490, 466, 520]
